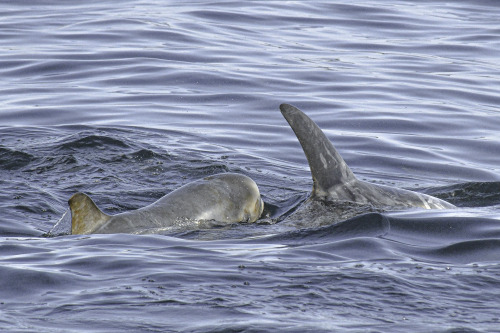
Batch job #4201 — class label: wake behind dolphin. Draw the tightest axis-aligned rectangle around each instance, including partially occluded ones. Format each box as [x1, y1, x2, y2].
[279, 103, 454, 222]
[68, 173, 264, 234]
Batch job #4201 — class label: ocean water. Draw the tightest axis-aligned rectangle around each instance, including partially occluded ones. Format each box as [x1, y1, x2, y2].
[1, 0, 500, 332]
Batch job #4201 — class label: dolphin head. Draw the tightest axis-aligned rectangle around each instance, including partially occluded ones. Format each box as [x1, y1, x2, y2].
[203, 173, 264, 223]
[242, 175, 264, 222]
[246, 187, 264, 223]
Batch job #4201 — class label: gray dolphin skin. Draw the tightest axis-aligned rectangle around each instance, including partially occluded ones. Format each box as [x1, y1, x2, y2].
[279, 103, 455, 210]
[69, 173, 264, 234]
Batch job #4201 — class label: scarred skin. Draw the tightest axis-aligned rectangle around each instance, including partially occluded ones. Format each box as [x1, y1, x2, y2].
[279, 103, 455, 211]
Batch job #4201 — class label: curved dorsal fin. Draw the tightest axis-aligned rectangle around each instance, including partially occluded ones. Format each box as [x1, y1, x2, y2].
[68, 192, 111, 234]
[280, 103, 356, 197]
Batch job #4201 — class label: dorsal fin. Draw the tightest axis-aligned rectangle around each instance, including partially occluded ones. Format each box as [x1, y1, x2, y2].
[280, 103, 356, 197]
[68, 192, 111, 234]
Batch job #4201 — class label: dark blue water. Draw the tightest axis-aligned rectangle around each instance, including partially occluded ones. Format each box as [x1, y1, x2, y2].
[1, 1, 500, 332]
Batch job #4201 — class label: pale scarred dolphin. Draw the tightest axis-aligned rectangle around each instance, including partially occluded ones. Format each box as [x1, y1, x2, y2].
[279, 103, 455, 212]
[69, 173, 264, 234]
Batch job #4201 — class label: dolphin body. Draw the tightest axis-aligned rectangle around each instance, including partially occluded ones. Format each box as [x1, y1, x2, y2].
[279, 103, 454, 223]
[69, 173, 264, 234]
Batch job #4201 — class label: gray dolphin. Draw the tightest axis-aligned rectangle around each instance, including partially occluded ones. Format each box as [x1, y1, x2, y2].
[279, 103, 455, 213]
[69, 173, 264, 234]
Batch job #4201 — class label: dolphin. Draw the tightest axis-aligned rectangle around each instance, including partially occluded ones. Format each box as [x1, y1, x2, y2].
[279, 103, 455, 214]
[68, 173, 264, 234]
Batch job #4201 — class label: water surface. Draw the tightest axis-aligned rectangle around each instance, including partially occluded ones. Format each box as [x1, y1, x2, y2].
[1, 1, 500, 332]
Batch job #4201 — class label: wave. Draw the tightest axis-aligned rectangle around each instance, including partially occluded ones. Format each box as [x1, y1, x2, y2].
[258, 213, 500, 264]
[0, 147, 34, 170]
[426, 182, 500, 207]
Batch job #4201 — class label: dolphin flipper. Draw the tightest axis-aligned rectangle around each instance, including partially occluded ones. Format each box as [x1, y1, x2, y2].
[69, 192, 111, 234]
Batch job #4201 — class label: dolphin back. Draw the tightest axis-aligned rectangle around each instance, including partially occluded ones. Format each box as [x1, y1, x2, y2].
[280, 103, 355, 197]
[67, 173, 264, 235]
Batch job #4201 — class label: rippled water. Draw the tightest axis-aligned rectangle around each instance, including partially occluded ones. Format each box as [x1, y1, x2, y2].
[1, 1, 500, 332]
